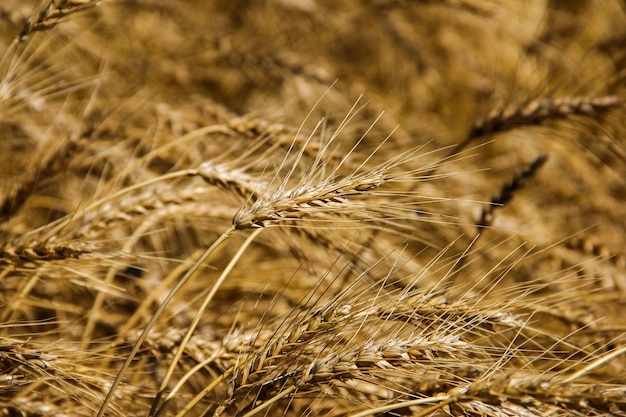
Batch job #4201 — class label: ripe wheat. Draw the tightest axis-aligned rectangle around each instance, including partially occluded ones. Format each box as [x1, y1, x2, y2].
[1, 1, 625, 417]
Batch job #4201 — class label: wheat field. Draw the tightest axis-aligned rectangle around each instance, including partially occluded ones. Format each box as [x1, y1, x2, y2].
[1, 1, 626, 416]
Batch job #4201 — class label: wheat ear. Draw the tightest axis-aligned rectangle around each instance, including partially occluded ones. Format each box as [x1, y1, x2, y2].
[477, 154, 548, 230]
[450, 95, 621, 156]
[0, 239, 86, 266]
[232, 172, 386, 230]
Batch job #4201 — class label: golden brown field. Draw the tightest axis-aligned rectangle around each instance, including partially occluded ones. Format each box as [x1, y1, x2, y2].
[1, 1, 626, 416]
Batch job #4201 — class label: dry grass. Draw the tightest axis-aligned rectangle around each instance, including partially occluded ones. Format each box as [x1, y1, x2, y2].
[1, 1, 626, 416]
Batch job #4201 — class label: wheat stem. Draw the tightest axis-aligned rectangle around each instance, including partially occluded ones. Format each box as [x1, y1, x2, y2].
[240, 385, 297, 417]
[97, 226, 236, 417]
[115, 248, 206, 343]
[348, 396, 452, 417]
[81, 220, 147, 350]
[150, 227, 263, 417]
[562, 344, 626, 384]
[155, 352, 224, 417]
[174, 369, 234, 417]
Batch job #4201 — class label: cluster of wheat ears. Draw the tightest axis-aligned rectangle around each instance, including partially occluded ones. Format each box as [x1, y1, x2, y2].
[1, 1, 626, 416]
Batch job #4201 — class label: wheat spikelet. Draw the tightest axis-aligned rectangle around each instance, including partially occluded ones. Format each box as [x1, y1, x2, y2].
[194, 161, 267, 201]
